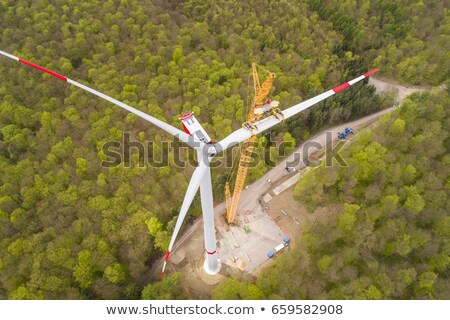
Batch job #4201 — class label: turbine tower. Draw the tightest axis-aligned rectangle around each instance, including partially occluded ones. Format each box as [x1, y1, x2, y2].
[0, 49, 378, 277]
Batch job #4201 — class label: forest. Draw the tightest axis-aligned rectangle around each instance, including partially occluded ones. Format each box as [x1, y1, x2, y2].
[0, 0, 448, 299]
[213, 89, 449, 299]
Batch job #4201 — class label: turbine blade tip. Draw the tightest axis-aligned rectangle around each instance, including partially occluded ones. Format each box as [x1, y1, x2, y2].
[364, 69, 380, 77]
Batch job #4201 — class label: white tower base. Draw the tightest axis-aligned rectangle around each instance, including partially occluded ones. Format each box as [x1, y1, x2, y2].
[203, 257, 221, 275]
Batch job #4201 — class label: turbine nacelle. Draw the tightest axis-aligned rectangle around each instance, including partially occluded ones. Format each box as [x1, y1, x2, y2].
[178, 113, 218, 158]
[180, 112, 213, 145]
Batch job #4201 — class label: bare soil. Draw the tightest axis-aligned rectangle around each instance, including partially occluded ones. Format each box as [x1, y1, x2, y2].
[266, 178, 343, 244]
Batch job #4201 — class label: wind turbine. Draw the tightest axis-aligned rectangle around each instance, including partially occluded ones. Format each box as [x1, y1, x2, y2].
[0, 50, 378, 278]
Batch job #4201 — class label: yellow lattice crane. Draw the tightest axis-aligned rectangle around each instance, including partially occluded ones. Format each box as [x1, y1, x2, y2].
[225, 63, 276, 224]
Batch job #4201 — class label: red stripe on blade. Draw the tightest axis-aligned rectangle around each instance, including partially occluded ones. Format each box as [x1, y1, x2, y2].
[364, 69, 379, 78]
[164, 251, 171, 262]
[332, 82, 350, 93]
[19, 58, 67, 81]
[205, 249, 216, 255]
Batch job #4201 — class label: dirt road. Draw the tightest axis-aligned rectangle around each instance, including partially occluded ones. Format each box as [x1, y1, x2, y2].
[369, 77, 428, 102]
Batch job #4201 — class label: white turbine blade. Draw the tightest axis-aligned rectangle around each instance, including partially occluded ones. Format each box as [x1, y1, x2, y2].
[215, 69, 379, 152]
[160, 158, 208, 278]
[200, 157, 219, 274]
[214, 128, 252, 153]
[0, 50, 198, 148]
[67, 80, 198, 147]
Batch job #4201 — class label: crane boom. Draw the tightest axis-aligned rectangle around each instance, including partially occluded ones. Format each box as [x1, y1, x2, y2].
[226, 63, 275, 224]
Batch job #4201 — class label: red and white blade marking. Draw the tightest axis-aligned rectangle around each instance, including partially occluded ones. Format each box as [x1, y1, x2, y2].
[333, 69, 379, 93]
[19, 58, 68, 81]
[0, 50, 67, 81]
[279, 68, 380, 120]
[0, 49, 200, 149]
[364, 69, 379, 77]
[0, 50, 19, 61]
[332, 82, 350, 93]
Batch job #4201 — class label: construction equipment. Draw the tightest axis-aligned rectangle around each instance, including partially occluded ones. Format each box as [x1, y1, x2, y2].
[225, 63, 277, 224]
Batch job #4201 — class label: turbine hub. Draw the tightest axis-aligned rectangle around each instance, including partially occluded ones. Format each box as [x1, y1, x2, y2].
[207, 145, 217, 158]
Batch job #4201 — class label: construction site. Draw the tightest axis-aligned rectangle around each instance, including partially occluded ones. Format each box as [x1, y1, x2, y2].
[150, 72, 409, 298]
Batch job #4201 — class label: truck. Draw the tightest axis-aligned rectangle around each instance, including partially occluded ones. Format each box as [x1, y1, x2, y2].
[274, 243, 285, 253]
[267, 239, 290, 259]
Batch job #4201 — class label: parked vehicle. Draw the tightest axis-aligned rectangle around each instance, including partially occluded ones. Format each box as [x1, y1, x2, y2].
[274, 243, 285, 253]
[338, 127, 354, 139]
[268, 239, 290, 259]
